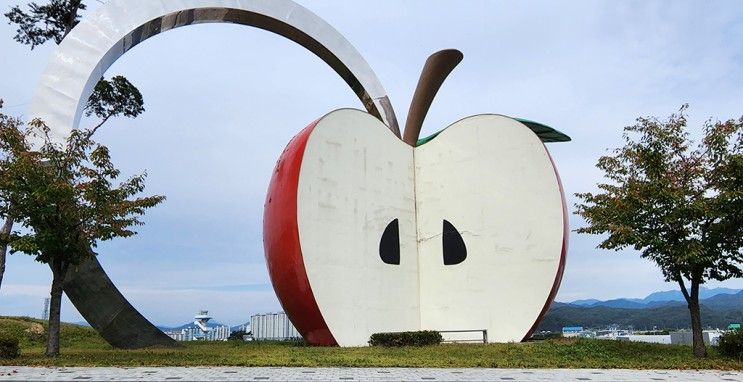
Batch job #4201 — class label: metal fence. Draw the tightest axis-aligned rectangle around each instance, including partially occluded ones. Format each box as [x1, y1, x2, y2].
[439, 329, 488, 343]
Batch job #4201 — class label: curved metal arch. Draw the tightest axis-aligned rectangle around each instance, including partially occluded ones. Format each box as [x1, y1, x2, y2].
[29, 0, 399, 349]
[30, 0, 399, 142]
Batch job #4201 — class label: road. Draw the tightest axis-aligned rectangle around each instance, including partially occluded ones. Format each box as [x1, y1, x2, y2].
[0, 367, 741, 381]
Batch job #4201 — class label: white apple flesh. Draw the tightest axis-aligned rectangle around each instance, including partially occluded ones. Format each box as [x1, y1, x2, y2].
[415, 115, 566, 343]
[263, 108, 567, 347]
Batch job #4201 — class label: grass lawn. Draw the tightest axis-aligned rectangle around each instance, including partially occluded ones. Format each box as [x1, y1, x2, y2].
[1, 316, 741, 369]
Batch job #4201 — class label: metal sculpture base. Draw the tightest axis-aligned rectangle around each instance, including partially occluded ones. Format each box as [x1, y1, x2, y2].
[63, 257, 178, 348]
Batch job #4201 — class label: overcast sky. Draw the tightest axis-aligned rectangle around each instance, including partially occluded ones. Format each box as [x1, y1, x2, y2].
[1, 1, 742, 326]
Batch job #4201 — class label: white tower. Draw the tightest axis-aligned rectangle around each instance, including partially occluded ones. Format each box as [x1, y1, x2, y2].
[194, 310, 213, 332]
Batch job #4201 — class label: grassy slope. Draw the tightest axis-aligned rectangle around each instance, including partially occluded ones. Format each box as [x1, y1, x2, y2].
[1, 317, 740, 369]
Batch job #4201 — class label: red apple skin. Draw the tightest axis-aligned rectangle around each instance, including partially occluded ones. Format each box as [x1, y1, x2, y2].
[521, 145, 569, 341]
[263, 120, 338, 346]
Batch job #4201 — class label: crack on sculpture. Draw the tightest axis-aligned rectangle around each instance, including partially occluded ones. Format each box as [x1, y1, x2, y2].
[417, 233, 443, 242]
[417, 230, 480, 242]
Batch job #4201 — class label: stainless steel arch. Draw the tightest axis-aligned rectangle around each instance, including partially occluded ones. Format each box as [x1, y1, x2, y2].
[29, 0, 399, 349]
[30, 0, 399, 142]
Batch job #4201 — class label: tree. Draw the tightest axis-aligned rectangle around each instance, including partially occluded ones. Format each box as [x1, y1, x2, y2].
[0, 100, 163, 356]
[5, 0, 85, 48]
[0, 100, 11, 290]
[1, 0, 144, 291]
[575, 105, 742, 357]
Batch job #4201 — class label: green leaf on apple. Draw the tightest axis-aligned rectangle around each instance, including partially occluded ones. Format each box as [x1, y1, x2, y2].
[416, 117, 571, 147]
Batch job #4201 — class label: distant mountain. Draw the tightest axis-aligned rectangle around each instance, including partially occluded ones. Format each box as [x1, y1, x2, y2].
[540, 291, 743, 332]
[230, 323, 250, 332]
[570, 299, 600, 306]
[643, 287, 741, 303]
[567, 287, 742, 309]
[641, 289, 687, 303]
[644, 300, 684, 308]
[591, 299, 646, 309]
[699, 291, 743, 310]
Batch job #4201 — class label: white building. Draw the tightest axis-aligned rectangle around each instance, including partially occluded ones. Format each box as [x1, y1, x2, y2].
[670, 330, 723, 346]
[251, 312, 301, 341]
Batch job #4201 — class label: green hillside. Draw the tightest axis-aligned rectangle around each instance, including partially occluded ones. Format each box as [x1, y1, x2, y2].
[0, 316, 107, 350]
[539, 301, 743, 331]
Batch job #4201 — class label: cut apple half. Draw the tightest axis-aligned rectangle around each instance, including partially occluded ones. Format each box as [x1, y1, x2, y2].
[263, 109, 567, 346]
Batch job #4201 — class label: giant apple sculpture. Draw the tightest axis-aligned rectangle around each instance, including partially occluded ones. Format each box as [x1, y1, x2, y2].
[264, 52, 569, 347]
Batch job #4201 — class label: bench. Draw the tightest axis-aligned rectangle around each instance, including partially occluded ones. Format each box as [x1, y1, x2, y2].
[438, 329, 488, 344]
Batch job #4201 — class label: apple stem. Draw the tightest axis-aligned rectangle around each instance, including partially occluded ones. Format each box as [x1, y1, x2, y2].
[403, 49, 464, 146]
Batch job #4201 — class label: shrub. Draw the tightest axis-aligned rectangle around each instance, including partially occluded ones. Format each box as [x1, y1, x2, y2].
[0, 333, 20, 359]
[369, 330, 443, 347]
[227, 330, 246, 341]
[528, 331, 562, 341]
[717, 329, 743, 360]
